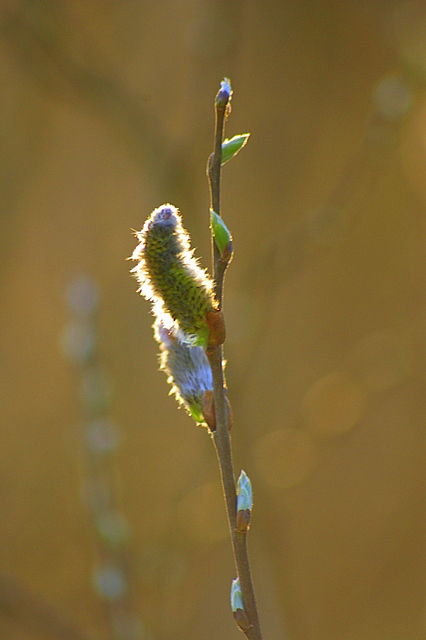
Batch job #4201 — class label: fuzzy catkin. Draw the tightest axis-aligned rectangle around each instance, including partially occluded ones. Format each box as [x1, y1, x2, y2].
[154, 319, 213, 425]
[132, 204, 217, 342]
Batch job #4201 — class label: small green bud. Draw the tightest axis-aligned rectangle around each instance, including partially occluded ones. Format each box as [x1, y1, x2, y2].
[231, 578, 252, 633]
[154, 319, 213, 426]
[131, 204, 217, 346]
[210, 210, 233, 263]
[236, 470, 252, 532]
[230, 577, 243, 612]
[236, 470, 253, 512]
[221, 133, 250, 165]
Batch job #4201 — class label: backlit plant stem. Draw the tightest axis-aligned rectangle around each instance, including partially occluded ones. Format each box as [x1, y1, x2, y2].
[207, 82, 263, 640]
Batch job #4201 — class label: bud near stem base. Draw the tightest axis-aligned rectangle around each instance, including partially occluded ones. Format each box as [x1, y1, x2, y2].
[233, 609, 253, 634]
[206, 310, 226, 353]
[201, 389, 233, 432]
[235, 509, 251, 533]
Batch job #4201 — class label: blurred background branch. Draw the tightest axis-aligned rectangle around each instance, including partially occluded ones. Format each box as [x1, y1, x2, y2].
[0, 572, 99, 640]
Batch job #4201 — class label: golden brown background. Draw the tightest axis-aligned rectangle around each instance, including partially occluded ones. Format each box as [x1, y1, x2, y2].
[1, 1, 426, 639]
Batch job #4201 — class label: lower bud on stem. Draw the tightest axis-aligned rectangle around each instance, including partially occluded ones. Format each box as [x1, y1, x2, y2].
[206, 310, 226, 354]
[235, 509, 251, 533]
[201, 389, 233, 432]
[233, 609, 253, 634]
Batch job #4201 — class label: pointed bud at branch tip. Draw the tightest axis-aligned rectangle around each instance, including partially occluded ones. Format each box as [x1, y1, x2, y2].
[220, 78, 232, 97]
[216, 77, 232, 109]
[221, 134, 250, 165]
[211, 210, 233, 263]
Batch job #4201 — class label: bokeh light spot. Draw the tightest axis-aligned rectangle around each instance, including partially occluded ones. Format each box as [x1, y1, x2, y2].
[66, 275, 99, 317]
[92, 563, 127, 601]
[302, 371, 365, 436]
[253, 428, 317, 489]
[96, 510, 130, 547]
[373, 74, 412, 121]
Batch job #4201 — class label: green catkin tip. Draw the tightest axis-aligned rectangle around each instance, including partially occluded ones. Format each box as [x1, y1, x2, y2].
[131, 204, 217, 343]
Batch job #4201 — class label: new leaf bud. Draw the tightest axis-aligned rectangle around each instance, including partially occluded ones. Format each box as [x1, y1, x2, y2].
[210, 210, 233, 264]
[221, 133, 250, 165]
[236, 470, 253, 532]
[231, 578, 252, 633]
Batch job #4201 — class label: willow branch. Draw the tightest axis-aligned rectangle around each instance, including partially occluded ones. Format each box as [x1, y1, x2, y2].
[207, 81, 263, 640]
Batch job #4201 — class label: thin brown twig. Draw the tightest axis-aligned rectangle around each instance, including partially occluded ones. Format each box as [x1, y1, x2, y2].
[207, 81, 263, 640]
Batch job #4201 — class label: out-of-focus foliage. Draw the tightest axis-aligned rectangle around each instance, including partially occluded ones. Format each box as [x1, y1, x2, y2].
[1, 2, 426, 640]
